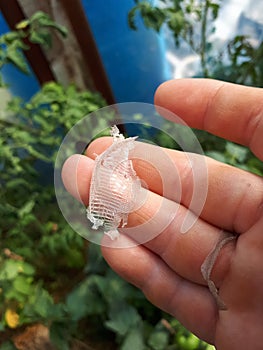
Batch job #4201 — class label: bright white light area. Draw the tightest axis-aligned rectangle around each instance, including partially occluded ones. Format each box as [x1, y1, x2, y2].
[166, 51, 199, 79]
[213, 0, 250, 41]
[243, 0, 263, 25]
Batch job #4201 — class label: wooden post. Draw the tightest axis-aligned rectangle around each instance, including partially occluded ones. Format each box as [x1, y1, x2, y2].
[61, 0, 115, 104]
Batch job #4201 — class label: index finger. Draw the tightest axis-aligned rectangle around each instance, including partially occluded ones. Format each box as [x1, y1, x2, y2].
[154, 79, 263, 160]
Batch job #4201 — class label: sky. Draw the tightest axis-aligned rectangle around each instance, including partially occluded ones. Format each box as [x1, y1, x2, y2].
[165, 0, 263, 79]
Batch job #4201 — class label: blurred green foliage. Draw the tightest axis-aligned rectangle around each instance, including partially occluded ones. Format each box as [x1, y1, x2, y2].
[0, 3, 262, 350]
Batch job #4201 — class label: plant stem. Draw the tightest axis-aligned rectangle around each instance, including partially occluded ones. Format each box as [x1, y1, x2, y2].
[200, 0, 210, 77]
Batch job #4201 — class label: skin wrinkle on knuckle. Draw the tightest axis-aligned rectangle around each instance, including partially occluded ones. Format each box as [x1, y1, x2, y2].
[164, 281, 182, 317]
[140, 263, 183, 317]
[247, 109, 263, 156]
[232, 182, 251, 234]
[202, 82, 226, 132]
[176, 152, 212, 213]
[211, 239, 236, 289]
[256, 197, 263, 221]
[164, 207, 188, 246]
[232, 180, 263, 233]
[158, 220, 181, 261]
[140, 262, 163, 297]
[175, 154, 195, 206]
[251, 186, 263, 229]
[246, 107, 261, 144]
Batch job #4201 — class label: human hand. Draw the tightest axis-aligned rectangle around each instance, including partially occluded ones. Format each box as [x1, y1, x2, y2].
[62, 79, 263, 349]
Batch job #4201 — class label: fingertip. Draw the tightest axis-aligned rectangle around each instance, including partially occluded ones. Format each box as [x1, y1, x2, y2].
[154, 79, 177, 108]
[154, 79, 199, 125]
[154, 78, 224, 129]
[154, 78, 215, 106]
[86, 136, 113, 159]
[62, 154, 94, 205]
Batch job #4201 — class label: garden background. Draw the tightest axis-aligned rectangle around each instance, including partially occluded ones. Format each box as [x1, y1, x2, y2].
[0, 1, 263, 349]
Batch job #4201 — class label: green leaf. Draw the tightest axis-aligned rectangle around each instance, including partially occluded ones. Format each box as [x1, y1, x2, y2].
[45, 22, 68, 38]
[105, 303, 141, 336]
[85, 243, 107, 274]
[19, 261, 35, 276]
[128, 3, 166, 32]
[66, 289, 88, 321]
[0, 341, 17, 350]
[206, 344, 216, 350]
[94, 272, 134, 304]
[6, 178, 30, 189]
[0, 260, 35, 281]
[148, 329, 169, 350]
[29, 11, 50, 22]
[121, 327, 145, 350]
[29, 30, 52, 48]
[128, 7, 138, 30]
[50, 322, 70, 350]
[225, 142, 248, 163]
[17, 199, 35, 218]
[247, 157, 263, 176]
[13, 275, 32, 295]
[33, 289, 54, 318]
[167, 11, 185, 34]
[0, 32, 18, 43]
[66, 278, 105, 320]
[29, 11, 68, 38]
[65, 248, 84, 268]
[211, 3, 220, 19]
[206, 151, 226, 163]
[6, 46, 29, 74]
[0, 260, 19, 280]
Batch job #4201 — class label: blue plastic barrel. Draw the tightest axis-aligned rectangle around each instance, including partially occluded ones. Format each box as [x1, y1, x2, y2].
[82, 0, 170, 103]
[0, 12, 40, 100]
